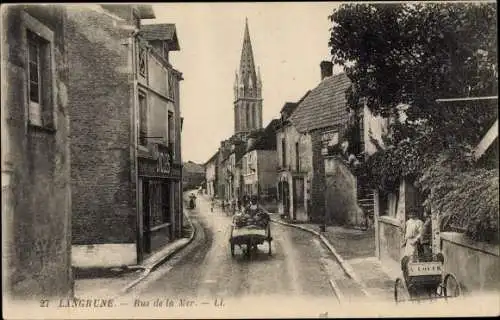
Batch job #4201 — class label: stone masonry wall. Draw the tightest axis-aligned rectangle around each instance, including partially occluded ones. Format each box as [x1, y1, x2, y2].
[66, 6, 137, 245]
[2, 5, 73, 299]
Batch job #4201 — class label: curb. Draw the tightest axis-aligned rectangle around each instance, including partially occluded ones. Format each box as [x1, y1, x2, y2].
[116, 210, 197, 296]
[267, 213, 372, 299]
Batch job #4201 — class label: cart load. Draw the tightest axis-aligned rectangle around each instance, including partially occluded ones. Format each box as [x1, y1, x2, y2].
[229, 208, 272, 258]
[232, 208, 270, 229]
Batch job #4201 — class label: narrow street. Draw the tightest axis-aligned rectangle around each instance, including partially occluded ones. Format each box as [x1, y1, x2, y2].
[123, 195, 364, 302]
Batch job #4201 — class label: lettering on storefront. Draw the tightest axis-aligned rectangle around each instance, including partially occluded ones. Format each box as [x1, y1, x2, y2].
[139, 145, 180, 178]
[157, 152, 171, 174]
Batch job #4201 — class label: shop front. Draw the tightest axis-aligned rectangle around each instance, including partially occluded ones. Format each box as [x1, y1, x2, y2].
[137, 144, 182, 262]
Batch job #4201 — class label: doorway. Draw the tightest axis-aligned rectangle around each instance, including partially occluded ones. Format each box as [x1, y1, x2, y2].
[142, 180, 151, 254]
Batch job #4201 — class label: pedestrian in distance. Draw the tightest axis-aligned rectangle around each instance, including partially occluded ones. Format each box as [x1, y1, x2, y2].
[210, 196, 215, 212]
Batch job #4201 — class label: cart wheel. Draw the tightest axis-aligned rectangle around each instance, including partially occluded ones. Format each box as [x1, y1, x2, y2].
[268, 240, 272, 256]
[394, 278, 409, 303]
[443, 273, 462, 298]
[230, 242, 235, 257]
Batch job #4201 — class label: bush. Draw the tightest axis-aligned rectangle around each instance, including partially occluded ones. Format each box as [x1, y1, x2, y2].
[420, 155, 499, 243]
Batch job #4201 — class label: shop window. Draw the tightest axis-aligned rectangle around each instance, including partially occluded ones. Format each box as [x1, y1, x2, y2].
[24, 15, 55, 129]
[162, 183, 171, 223]
[138, 92, 148, 146]
[168, 111, 175, 156]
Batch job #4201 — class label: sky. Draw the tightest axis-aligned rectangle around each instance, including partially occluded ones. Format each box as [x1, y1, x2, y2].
[144, 2, 343, 164]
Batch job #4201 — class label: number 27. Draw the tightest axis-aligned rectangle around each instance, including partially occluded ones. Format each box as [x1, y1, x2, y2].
[40, 299, 49, 307]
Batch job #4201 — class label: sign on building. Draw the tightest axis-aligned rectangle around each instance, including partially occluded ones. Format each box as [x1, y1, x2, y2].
[321, 130, 339, 155]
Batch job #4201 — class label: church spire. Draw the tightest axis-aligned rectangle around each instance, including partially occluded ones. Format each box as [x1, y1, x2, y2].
[239, 18, 257, 91]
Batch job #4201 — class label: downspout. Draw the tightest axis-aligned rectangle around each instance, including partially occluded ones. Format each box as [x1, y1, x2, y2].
[129, 30, 142, 264]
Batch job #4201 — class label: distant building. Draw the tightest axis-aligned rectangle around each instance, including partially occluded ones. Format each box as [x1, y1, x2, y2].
[204, 151, 219, 197]
[67, 4, 184, 266]
[241, 120, 280, 200]
[182, 161, 205, 191]
[1, 4, 73, 299]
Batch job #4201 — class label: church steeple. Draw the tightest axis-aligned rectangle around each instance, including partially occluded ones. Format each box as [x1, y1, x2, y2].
[238, 17, 258, 97]
[234, 18, 263, 138]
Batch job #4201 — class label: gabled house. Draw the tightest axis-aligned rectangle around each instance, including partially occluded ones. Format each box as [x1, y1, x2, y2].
[67, 4, 184, 266]
[284, 61, 354, 224]
[275, 95, 311, 221]
[204, 150, 219, 198]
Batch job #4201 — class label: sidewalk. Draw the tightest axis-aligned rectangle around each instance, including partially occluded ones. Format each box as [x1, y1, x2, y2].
[263, 207, 398, 301]
[73, 212, 195, 298]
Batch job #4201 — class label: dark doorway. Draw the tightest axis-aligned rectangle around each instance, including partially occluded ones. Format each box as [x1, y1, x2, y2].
[283, 181, 290, 218]
[143, 180, 151, 254]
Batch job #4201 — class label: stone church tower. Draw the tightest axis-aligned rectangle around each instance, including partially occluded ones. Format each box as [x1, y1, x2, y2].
[233, 18, 263, 140]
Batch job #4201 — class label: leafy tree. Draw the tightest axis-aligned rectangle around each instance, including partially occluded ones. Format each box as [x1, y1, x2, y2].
[329, 2, 498, 241]
[329, 2, 497, 145]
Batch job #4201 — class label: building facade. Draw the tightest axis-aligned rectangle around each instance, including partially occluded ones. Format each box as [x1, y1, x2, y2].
[67, 4, 184, 266]
[204, 151, 218, 197]
[276, 101, 313, 222]
[1, 4, 73, 299]
[241, 120, 279, 200]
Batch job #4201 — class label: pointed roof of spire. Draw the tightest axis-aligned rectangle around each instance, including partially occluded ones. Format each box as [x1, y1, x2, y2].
[239, 18, 257, 90]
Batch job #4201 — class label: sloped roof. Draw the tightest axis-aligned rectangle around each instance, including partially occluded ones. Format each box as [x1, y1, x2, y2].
[183, 161, 204, 173]
[290, 73, 351, 133]
[204, 150, 219, 166]
[280, 102, 298, 116]
[140, 24, 180, 51]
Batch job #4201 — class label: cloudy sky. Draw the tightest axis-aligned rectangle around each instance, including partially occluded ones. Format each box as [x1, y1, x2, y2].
[145, 2, 343, 164]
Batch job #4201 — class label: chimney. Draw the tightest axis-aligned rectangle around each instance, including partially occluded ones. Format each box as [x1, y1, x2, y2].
[320, 60, 333, 80]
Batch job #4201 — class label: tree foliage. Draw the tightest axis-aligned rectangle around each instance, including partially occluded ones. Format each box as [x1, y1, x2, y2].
[329, 2, 499, 241]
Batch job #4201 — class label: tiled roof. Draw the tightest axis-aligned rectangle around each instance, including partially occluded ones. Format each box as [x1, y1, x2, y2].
[290, 73, 351, 133]
[280, 102, 298, 116]
[140, 24, 180, 50]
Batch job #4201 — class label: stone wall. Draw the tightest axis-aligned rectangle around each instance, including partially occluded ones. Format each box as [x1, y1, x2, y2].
[2, 5, 73, 299]
[441, 232, 500, 294]
[324, 157, 364, 226]
[66, 6, 137, 245]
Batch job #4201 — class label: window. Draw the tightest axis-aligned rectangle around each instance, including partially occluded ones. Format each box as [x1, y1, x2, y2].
[138, 45, 147, 78]
[281, 137, 286, 167]
[168, 72, 174, 99]
[163, 42, 169, 61]
[295, 142, 300, 172]
[26, 29, 52, 128]
[246, 103, 251, 129]
[254, 104, 258, 128]
[138, 92, 148, 146]
[168, 111, 174, 155]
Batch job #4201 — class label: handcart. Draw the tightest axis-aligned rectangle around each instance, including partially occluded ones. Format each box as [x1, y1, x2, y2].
[394, 252, 462, 303]
[229, 223, 272, 258]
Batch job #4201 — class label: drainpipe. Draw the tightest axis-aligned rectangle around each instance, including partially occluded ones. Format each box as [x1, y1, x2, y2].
[129, 32, 142, 264]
